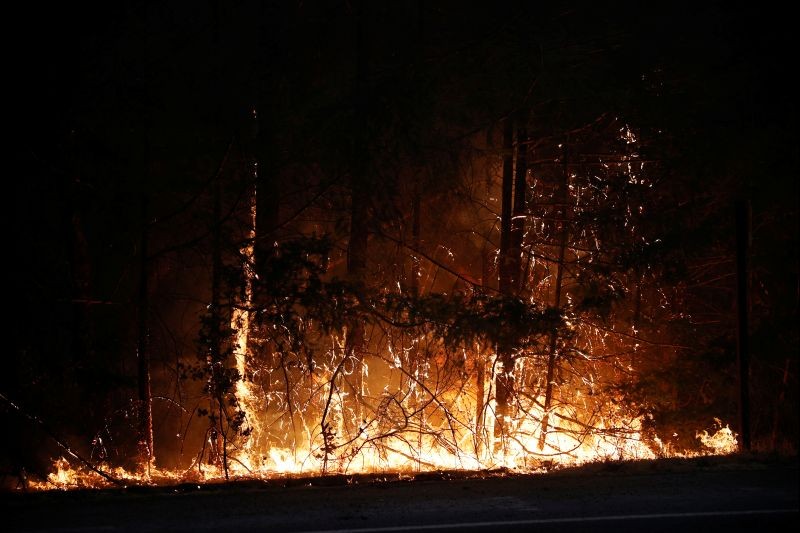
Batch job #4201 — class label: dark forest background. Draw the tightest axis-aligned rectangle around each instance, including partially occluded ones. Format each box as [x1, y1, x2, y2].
[5, 1, 797, 482]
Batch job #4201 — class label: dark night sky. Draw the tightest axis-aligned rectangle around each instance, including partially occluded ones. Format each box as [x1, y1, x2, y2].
[15, 2, 795, 183]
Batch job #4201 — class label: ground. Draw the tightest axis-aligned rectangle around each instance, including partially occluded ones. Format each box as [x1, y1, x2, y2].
[3, 455, 798, 532]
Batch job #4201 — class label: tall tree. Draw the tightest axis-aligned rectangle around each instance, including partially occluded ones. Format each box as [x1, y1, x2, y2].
[494, 117, 516, 448]
[538, 141, 570, 450]
[344, 0, 370, 426]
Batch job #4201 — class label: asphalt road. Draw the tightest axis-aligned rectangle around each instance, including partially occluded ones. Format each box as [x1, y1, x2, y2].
[3, 458, 798, 532]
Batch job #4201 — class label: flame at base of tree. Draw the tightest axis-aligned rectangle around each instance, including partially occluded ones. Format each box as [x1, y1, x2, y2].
[31, 419, 738, 491]
[30, 330, 739, 491]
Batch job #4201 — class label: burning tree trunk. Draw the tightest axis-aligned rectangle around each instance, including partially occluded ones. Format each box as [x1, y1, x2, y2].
[494, 117, 515, 449]
[538, 141, 570, 450]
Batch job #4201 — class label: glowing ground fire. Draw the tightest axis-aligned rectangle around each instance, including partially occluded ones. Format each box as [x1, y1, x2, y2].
[32, 340, 738, 490]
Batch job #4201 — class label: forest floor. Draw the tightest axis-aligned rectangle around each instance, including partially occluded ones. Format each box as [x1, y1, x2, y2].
[2, 454, 798, 532]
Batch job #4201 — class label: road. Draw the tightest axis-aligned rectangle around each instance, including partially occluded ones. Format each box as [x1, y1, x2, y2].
[3, 458, 798, 532]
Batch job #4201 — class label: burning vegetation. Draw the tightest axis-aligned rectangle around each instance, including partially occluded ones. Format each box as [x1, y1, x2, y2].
[6, 2, 796, 491]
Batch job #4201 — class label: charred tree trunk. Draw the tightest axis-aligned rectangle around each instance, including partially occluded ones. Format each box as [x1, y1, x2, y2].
[253, 2, 282, 286]
[410, 173, 424, 463]
[67, 172, 98, 422]
[631, 266, 643, 370]
[344, 0, 369, 428]
[494, 117, 515, 449]
[207, 0, 230, 479]
[136, 7, 154, 468]
[244, 3, 287, 414]
[209, 144, 229, 479]
[254, 142, 280, 284]
[475, 249, 494, 454]
[510, 126, 527, 295]
[136, 195, 153, 468]
[538, 142, 570, 451]
[410, 176, 421, 298]
[346, 184, 368, 426]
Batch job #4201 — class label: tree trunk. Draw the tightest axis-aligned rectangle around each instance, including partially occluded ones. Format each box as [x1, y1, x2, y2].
[631, 266, 642, 370]
[346, 184, 368, 427]
[510, 126, 527, 295]
[136, 195, 154, 468]
[538, 142, 570, 451]
[494, 117, 515, 449]
[136, 8, 154, 467]
[245, 2, 286, 410]
[209, 144, 230, 479]
[68, 196, 98, 417]
[410, 175, 421, 297]
[253, 1, 282, 286]
[345, 0, 369, 428]
[475, 244, 492, 455]
[410, 173, 424, 463]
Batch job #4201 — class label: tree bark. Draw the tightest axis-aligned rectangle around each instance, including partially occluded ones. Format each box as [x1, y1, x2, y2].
[136, 195, 153, 468]
[538, 141, 569, 450]
[410, 173, 424, 461]
[136, 6, 154, 467]
[345, 0, 369, 427]
[494, 117, 515, 449]
[475, 245, 492, 454]
[510, 126, 527, 295]
[209, 139, 230, 478]
[253, 1, 282, 285]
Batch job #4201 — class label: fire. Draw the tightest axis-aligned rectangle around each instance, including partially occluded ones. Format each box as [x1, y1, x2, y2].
[22, 119, 743, 492]
[29, 260, 741, 490]
[697, 419, 738, 455]
[24, 226, 743, 492]
[30, 350, 738, 491]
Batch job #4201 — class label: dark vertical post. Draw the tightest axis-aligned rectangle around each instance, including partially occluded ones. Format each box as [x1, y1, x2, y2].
[736, 199, 751, 452]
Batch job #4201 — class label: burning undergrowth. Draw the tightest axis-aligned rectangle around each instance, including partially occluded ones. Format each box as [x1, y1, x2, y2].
[7, 117, 753, 493]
